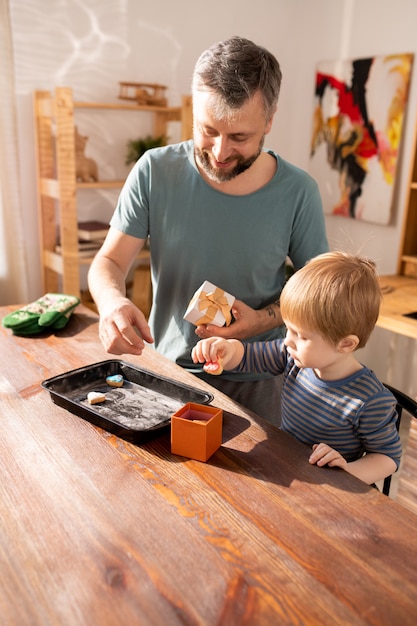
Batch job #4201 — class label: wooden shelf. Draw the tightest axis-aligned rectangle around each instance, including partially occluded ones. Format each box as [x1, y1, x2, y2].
[74, 101, 180, 113]
[378, 275, 417, 340]
[378, 108, 417, 338]
[397, 108, 417, 277]
[34, 87, 192, 313]
[48, 248, 151, 268]
[76, 180, 125, 189]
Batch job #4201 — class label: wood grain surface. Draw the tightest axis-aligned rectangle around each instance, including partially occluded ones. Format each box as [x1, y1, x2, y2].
[1, 305, 417, 626]
[378, 274, 417, 339]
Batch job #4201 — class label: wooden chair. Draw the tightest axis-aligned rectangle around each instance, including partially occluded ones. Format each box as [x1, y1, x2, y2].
[382, 383, 417, 496]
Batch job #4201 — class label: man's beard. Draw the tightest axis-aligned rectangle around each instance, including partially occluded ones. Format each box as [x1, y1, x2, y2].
[195, 137, 265, 183]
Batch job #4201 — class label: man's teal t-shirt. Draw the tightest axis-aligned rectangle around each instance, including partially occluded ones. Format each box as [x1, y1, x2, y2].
[111, 140, 328, 380]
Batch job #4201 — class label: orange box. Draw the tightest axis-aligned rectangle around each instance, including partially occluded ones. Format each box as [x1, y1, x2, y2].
[171, 403, 223, 462]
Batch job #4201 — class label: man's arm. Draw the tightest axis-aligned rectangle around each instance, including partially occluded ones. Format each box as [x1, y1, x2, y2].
[88, 228, 154, 354]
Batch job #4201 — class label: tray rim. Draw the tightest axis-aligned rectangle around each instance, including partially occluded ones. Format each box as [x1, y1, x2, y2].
[41, 359, 214, 441]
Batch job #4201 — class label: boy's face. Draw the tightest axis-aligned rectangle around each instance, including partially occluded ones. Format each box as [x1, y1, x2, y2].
[283, 320, 340, 371]
[192, 90, 273, 183]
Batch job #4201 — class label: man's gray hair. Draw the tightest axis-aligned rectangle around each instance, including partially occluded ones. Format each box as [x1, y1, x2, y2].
[192, 36, 282, 121]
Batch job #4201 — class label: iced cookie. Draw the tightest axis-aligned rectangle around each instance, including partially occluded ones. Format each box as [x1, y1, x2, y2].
[106, 374, 124, 387]
[203, 358, 223, 376]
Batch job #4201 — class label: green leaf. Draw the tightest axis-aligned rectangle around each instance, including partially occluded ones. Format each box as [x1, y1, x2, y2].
[125, 134, 167, 165]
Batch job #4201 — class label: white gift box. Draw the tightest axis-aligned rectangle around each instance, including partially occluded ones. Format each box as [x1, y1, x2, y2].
[183, 281, 235, 327]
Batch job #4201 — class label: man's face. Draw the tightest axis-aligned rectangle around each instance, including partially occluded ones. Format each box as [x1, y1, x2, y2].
[192, 90, 273, 183]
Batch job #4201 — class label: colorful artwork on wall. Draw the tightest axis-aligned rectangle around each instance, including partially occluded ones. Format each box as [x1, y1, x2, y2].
[309, 53, 413, 224]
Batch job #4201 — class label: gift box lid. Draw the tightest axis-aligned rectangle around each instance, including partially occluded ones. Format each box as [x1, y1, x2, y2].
[184, 281, 235, 327]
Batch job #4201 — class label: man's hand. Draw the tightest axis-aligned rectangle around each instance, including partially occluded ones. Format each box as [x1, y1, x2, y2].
[195, 298, 283, 341]
[98, 296, 154, 355]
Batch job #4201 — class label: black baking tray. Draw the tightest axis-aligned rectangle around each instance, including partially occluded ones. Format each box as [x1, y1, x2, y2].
[41, 359, 214, 443]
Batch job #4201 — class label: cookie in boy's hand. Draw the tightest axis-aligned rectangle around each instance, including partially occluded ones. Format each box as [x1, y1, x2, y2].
[203, 358, 223, 376]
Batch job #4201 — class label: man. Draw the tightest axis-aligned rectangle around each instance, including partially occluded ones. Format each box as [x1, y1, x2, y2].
[88, 36, 328, 425]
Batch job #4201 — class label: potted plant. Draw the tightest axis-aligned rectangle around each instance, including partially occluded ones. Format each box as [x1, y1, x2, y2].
[125, 134, 166, 165]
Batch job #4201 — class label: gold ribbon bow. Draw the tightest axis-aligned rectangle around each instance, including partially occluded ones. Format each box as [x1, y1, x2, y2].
[194, 288, 232, 326]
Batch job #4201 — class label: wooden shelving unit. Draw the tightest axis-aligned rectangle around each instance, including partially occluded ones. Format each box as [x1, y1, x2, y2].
[33, 87, 192, 310]
[377, 108, 417, 340]
[397, 109, 417, 278]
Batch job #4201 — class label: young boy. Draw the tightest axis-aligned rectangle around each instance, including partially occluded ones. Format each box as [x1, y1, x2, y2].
[192, 252, 402, 486]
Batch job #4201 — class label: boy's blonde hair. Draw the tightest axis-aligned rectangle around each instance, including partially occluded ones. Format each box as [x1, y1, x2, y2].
[279, 251, 382, 349]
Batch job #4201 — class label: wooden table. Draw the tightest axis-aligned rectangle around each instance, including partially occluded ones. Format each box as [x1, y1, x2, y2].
[377, 275, 417, 518]
[378, 274, 417, 340]
[1, 305, 417, 626]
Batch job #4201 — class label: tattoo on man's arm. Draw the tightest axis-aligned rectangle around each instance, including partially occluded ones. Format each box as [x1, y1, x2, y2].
[266, 301, 280, 318]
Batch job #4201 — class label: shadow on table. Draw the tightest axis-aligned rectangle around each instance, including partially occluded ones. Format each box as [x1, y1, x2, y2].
[166, 408, 372, 497]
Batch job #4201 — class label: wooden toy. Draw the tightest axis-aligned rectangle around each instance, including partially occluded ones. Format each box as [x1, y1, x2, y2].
[118, 82, 168, 107]
[75, 127, 98, 182]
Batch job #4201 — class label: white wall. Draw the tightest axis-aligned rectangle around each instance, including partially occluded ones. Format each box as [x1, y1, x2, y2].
[8, 0, 417, 396]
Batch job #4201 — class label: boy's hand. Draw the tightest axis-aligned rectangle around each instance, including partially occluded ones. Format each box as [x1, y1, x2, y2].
[192, 337, 244, 371]
[192, 337, 228, 365]
[309, 443, 348, 470]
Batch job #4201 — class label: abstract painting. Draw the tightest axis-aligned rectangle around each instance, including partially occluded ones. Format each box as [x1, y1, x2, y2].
[309, 53, 413, 224]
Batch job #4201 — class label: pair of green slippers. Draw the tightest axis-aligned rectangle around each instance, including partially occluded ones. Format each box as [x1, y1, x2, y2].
[2, 293, 80, 336]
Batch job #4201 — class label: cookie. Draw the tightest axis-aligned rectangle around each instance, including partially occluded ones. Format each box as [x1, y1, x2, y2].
[203, 358, 223, 376]
[106, 374, 124, 387]
[87, 391, 106, 404]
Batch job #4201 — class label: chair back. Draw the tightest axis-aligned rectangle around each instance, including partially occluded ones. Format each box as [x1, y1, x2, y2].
[383, 383, 417, 496]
